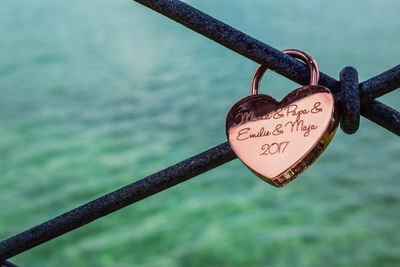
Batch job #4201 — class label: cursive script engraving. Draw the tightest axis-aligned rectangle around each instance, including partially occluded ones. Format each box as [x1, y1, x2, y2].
[236, 111, 257, 125]
[234, 101, 322, 140]
[260, 141, 290, 156]
[285, 119, 318, 137]
[273, 124, 284, 136]
[237, 127, 251, 141]
[233, 101, 323, 127]
[226, 86, 338, 186]
[311, 102, 322, 113]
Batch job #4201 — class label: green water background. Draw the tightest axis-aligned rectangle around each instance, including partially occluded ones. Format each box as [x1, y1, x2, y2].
[1, 0, 399, 266]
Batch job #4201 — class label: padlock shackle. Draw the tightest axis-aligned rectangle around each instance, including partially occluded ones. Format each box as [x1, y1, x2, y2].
[250, 49, 320, 95]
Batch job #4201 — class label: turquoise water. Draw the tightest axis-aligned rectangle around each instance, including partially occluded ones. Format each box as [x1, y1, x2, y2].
[1, 0, 399, 266]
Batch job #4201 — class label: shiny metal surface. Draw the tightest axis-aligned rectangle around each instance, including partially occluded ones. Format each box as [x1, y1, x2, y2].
[227, 50, 339, 187]
[250, 49, 319, 95]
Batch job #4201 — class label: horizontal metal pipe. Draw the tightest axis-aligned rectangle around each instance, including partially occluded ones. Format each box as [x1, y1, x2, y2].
[361, 100, 400, 136]
[359, 64, 400, 104]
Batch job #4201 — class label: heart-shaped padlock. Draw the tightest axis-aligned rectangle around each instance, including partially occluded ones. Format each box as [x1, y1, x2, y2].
[226, 49, 339, 187]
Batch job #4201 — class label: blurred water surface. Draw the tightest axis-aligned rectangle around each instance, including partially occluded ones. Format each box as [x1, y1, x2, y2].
[0, 0, 399, 266]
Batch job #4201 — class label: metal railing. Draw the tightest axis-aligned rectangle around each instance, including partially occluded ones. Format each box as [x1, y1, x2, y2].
[1, 0, 399, 265]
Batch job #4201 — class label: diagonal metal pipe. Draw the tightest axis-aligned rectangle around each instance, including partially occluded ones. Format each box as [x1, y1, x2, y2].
[0, 143, 236, 261]
[0, 0, 399, 262]
[133, 0, 400, 104]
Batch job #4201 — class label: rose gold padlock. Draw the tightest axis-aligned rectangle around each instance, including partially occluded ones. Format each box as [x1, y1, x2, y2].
[226, 49, 339, 187]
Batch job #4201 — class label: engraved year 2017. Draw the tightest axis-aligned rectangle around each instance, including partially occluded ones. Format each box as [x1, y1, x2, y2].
[260, 141, 290, 156]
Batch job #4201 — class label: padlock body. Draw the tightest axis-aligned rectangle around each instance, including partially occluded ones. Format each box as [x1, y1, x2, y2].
[226, 85, 339, 187]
